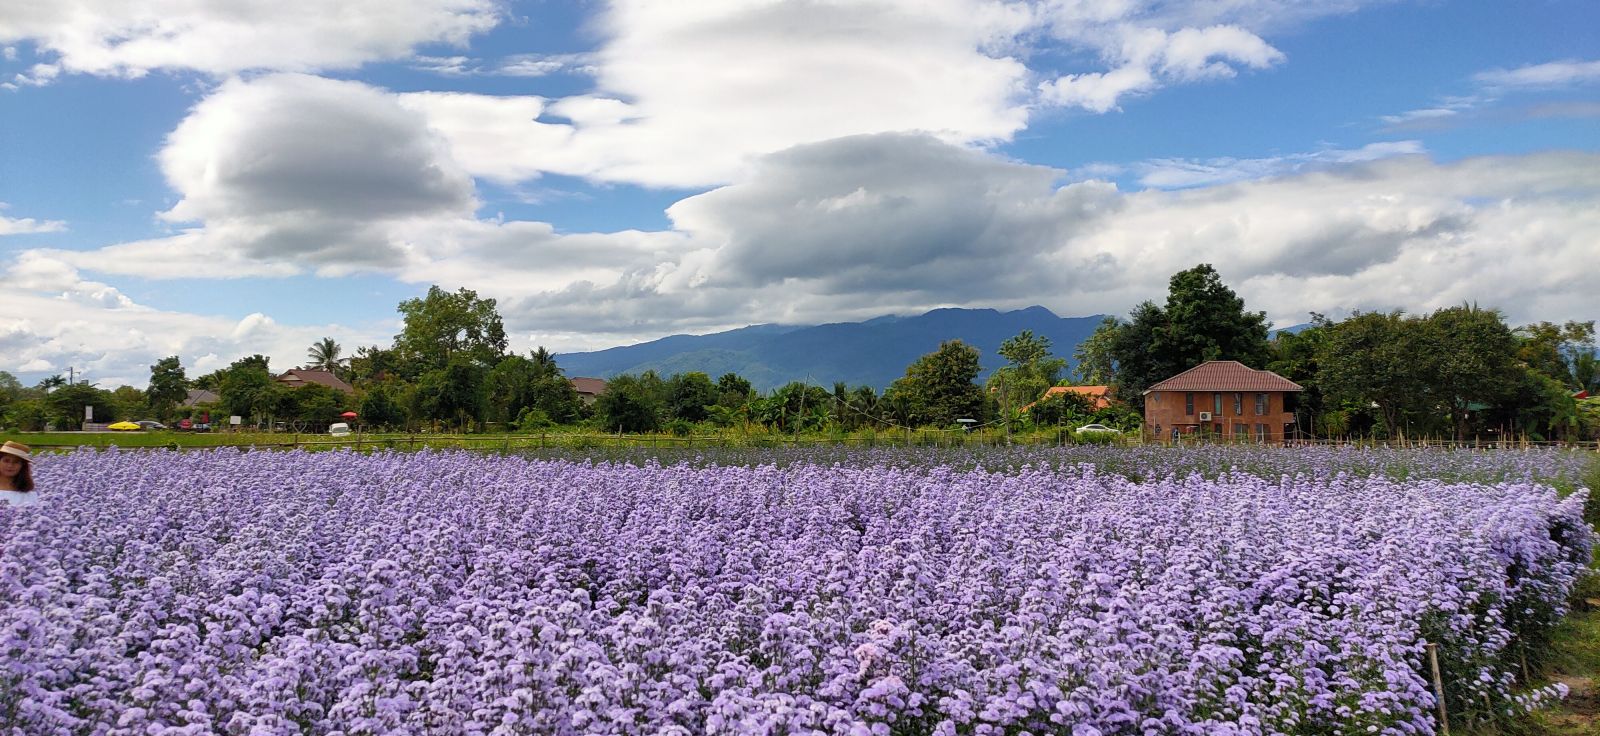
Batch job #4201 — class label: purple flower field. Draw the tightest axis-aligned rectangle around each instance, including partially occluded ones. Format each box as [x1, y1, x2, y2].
[1, 447, 1593, 735]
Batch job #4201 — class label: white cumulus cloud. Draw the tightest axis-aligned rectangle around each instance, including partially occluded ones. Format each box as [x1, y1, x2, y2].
[0, 0, 500, 79]
[0, 204, 67, 235]
[399, 0, 1036, 188]
[1039, 24, 1284, 112]
[1474, 59, 1600, 90]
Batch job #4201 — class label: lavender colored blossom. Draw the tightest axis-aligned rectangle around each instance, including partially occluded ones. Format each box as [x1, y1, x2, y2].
[0, 447, 1591, 735]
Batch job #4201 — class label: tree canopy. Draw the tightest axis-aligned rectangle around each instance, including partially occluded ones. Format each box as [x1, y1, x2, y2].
[987, 330, 1067, 417]
[1096, 265, 1272, 408]
[147, 356, 187, 420]
[886, 340, 987, 428]
[395, 286, 508, 376]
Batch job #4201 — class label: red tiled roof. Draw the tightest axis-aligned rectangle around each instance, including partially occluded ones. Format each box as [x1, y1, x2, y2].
[276, 369, 355, 394]
[1143, 361, 1302, 393]
[570, 377, 608, 396]
[1026, 385, 1113, 411]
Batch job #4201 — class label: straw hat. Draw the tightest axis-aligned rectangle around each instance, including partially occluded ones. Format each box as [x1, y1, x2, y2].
[0, 441, 30, 462]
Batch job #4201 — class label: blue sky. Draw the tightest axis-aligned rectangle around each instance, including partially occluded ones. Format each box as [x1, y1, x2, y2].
[1, 0, 1596, 387]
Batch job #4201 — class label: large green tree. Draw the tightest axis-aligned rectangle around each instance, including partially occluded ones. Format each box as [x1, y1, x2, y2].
[666, 372, 718, 423]
[1072, 316, 1121, 385]
[1267, 315, 1333, 437]
[595, 373, 664, 433]
[45, 382, 114, 429]
[1423, 304, 1520, 440]
[411, 355, 489, 429]
[885, 339, 986, 427]
[358, 382, 407, 429]
[283, 383, 346, 425]
[109, 385, 148, 420]
[147, 356, 188, 420]
[485, 351, 583, 428]
[1317, 311, 1428, 437]
[1163, 264, 1272, 366]
[987, 330, 1067, 416]
[217, 355, 275, 421]
[348, 345, 404, 386]
[1102, 265, 1272, 408]
[1104, 301, 1166, 406]
[0, 371, 22, 421]
[394, 286, 508, 376]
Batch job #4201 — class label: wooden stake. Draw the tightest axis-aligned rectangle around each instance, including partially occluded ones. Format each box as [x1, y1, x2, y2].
[1520, 642, 1530, 684]
[1428, 642, 1450, 735]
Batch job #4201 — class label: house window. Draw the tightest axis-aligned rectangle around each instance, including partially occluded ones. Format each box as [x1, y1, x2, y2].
[1213, 393, 1223, 416]
[1233, 393, 1243, 415]
[1234, 423, 1249, 441]
[1255, 423, 1267, 442]
[1185, 392, 1194, 415]
[1255, 393, 1269, 415]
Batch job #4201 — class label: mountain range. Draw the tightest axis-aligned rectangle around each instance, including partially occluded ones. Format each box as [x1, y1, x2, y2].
[554, 306, 1110, 391]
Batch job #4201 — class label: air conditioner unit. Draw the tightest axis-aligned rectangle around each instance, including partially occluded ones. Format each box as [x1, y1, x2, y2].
[1198, 411, 1212, 421]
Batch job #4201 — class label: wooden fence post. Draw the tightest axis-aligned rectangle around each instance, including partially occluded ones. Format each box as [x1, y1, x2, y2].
[1427, 642, 1449, 735]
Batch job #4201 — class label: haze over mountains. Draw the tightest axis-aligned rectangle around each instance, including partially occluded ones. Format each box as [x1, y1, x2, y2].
[555, 307, 1109, 391]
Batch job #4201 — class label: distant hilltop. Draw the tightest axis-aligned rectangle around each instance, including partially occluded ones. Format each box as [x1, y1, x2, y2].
[555, 306, 1110, 391]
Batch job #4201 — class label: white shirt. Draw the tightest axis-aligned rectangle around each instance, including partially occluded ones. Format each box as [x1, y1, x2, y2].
[0, 489, 40, 507]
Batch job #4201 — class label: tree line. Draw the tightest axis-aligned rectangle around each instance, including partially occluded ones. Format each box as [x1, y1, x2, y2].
[1076, 265, 1599, 441]
[3, 270, 1595, 440]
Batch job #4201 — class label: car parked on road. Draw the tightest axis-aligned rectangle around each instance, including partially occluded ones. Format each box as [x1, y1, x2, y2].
[1075, 423, 1122, 434]
[136, 420, 167, 430]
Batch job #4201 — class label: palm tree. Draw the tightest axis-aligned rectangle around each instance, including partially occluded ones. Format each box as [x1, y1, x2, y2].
[306, 337, 345, 373]
[530, 346, 558, 372]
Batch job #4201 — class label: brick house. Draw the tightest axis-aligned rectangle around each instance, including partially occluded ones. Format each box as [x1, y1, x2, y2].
[1142, 361, 1302, 444]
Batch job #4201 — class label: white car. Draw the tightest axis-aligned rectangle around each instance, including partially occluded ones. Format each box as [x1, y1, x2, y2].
[1074, 423, 1121, 434]
[328, 422, 352, 437]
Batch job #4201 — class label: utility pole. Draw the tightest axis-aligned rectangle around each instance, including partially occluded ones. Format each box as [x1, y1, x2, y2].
[68, 366, 75, 385]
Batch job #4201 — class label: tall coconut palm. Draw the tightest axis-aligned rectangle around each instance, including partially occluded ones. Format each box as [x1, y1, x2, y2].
[530, 346, 558, 373]
[306, 337, 345, 373]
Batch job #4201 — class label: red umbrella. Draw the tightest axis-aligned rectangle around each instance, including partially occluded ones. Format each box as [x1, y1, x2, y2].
[339, 411, 358, 418]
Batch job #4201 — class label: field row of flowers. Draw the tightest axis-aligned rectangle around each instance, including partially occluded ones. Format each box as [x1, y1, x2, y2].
[1, 447, 1593, 735]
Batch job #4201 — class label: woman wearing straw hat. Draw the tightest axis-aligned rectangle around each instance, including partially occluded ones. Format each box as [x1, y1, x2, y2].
[0, 440, 38, 506]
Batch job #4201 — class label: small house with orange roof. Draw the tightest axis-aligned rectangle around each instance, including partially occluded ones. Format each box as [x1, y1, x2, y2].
[1022, 385, 1114, 413]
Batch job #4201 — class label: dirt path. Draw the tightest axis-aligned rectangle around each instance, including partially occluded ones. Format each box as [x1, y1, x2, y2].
[1538, 675, 1597, 734]
[1527, 598, 1600, 735]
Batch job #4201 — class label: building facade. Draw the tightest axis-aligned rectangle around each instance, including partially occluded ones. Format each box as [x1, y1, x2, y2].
[1142, 361, 1302, 443]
